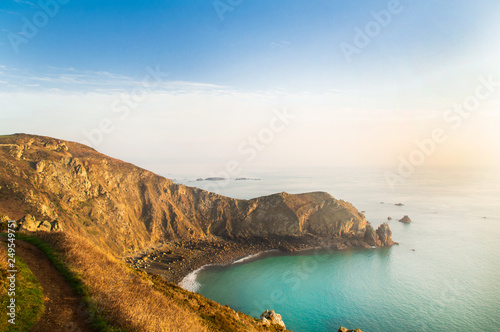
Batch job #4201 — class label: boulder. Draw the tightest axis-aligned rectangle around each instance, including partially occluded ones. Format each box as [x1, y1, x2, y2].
[37, 220, 52, 231]
[376, 223, 394, 246]
[260, 310, 286, 329]
[399, 215, 412, 224]
[17, 214, 38, 231]
[16, 215, 63, 232]
[50, 219, 63, 231]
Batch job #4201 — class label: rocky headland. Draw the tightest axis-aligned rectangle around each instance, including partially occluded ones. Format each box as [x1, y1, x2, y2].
[0, 134, 395, 264]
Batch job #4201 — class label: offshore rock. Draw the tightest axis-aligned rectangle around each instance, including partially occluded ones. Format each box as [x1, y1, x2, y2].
[399, 215, 412, 224]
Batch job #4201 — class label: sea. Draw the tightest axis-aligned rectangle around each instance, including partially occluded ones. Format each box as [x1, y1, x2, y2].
[173, 167, 500, 332]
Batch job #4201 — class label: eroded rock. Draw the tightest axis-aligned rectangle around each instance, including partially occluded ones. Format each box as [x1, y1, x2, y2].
[376, 223, 394, 246]
[17, 214, 38, 231]
[16, 214, 63, 232]
[260, 310, 286, 329]
[363, 223, 379, 246]
[338, 327, 363, 332]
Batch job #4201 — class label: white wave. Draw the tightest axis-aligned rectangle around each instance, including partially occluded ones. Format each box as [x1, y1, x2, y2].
[180, 250, 280, 291]
[232, 249, 279, 264]
[179, 265, 211, 292]
[232, 253, 261, 264]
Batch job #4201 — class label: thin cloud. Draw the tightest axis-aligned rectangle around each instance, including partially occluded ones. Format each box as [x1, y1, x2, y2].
[270, 41, 292, 49]
[0, 66, 230, 95]
[14, 0, 36, 6]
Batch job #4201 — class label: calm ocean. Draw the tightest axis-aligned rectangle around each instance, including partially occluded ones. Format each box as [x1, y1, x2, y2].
[174, 168, 500, 332]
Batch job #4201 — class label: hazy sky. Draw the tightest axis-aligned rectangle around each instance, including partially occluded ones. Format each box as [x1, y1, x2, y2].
[1, 0, 499, 176]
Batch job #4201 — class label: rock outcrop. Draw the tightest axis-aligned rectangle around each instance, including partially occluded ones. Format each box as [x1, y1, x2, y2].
[338, 328, 363, 332]
[363, 224, 378, 246]
[260, 310, 286, 329]
[0, 134, 394, 256]
[399, 215, 412, 223]
[17, 214, 38, 231]
[363, 222, 394, 246]
[15, 214, 63, 232]
[376, 223, 394, 246]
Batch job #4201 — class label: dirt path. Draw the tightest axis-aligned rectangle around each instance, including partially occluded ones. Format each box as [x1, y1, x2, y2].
[13, 240, 95, 332]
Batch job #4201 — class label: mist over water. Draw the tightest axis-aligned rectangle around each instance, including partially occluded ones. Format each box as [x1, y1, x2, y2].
[175, 168, 500, 332]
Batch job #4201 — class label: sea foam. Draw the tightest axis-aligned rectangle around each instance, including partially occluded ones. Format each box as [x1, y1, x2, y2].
[179, 265, 212, 292]
[232, 249, 279, 264]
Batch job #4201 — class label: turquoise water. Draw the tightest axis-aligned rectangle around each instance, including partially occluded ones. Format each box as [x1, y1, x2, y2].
[177, 168, 500, 332]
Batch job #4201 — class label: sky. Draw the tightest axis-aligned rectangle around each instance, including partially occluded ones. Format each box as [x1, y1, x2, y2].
[1, 0, 499, 178]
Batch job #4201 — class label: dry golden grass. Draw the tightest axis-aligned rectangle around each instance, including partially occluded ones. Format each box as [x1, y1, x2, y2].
[41, 232, 210, 332]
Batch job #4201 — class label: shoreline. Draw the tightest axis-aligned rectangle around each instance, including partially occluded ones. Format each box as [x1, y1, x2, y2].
[125, 235, 378, 286]
[179, 249, 281, 292]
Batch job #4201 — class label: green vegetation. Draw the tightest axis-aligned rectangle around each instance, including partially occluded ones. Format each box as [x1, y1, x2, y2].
[0, 242, 44, 332]
[12, 233, 124, 332]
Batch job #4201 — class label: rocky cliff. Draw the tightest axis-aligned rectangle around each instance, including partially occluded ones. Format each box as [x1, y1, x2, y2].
[0, 134, 393, 256]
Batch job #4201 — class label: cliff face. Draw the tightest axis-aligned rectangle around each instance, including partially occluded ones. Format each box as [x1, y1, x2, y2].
[0, 134, 392, 256]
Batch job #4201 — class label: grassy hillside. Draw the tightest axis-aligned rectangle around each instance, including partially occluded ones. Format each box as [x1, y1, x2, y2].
[20, 232, 286, 332]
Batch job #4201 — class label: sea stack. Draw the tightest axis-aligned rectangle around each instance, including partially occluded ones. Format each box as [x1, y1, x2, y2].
[364, 222, 394, 246]
[399, 215, 412, 224]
